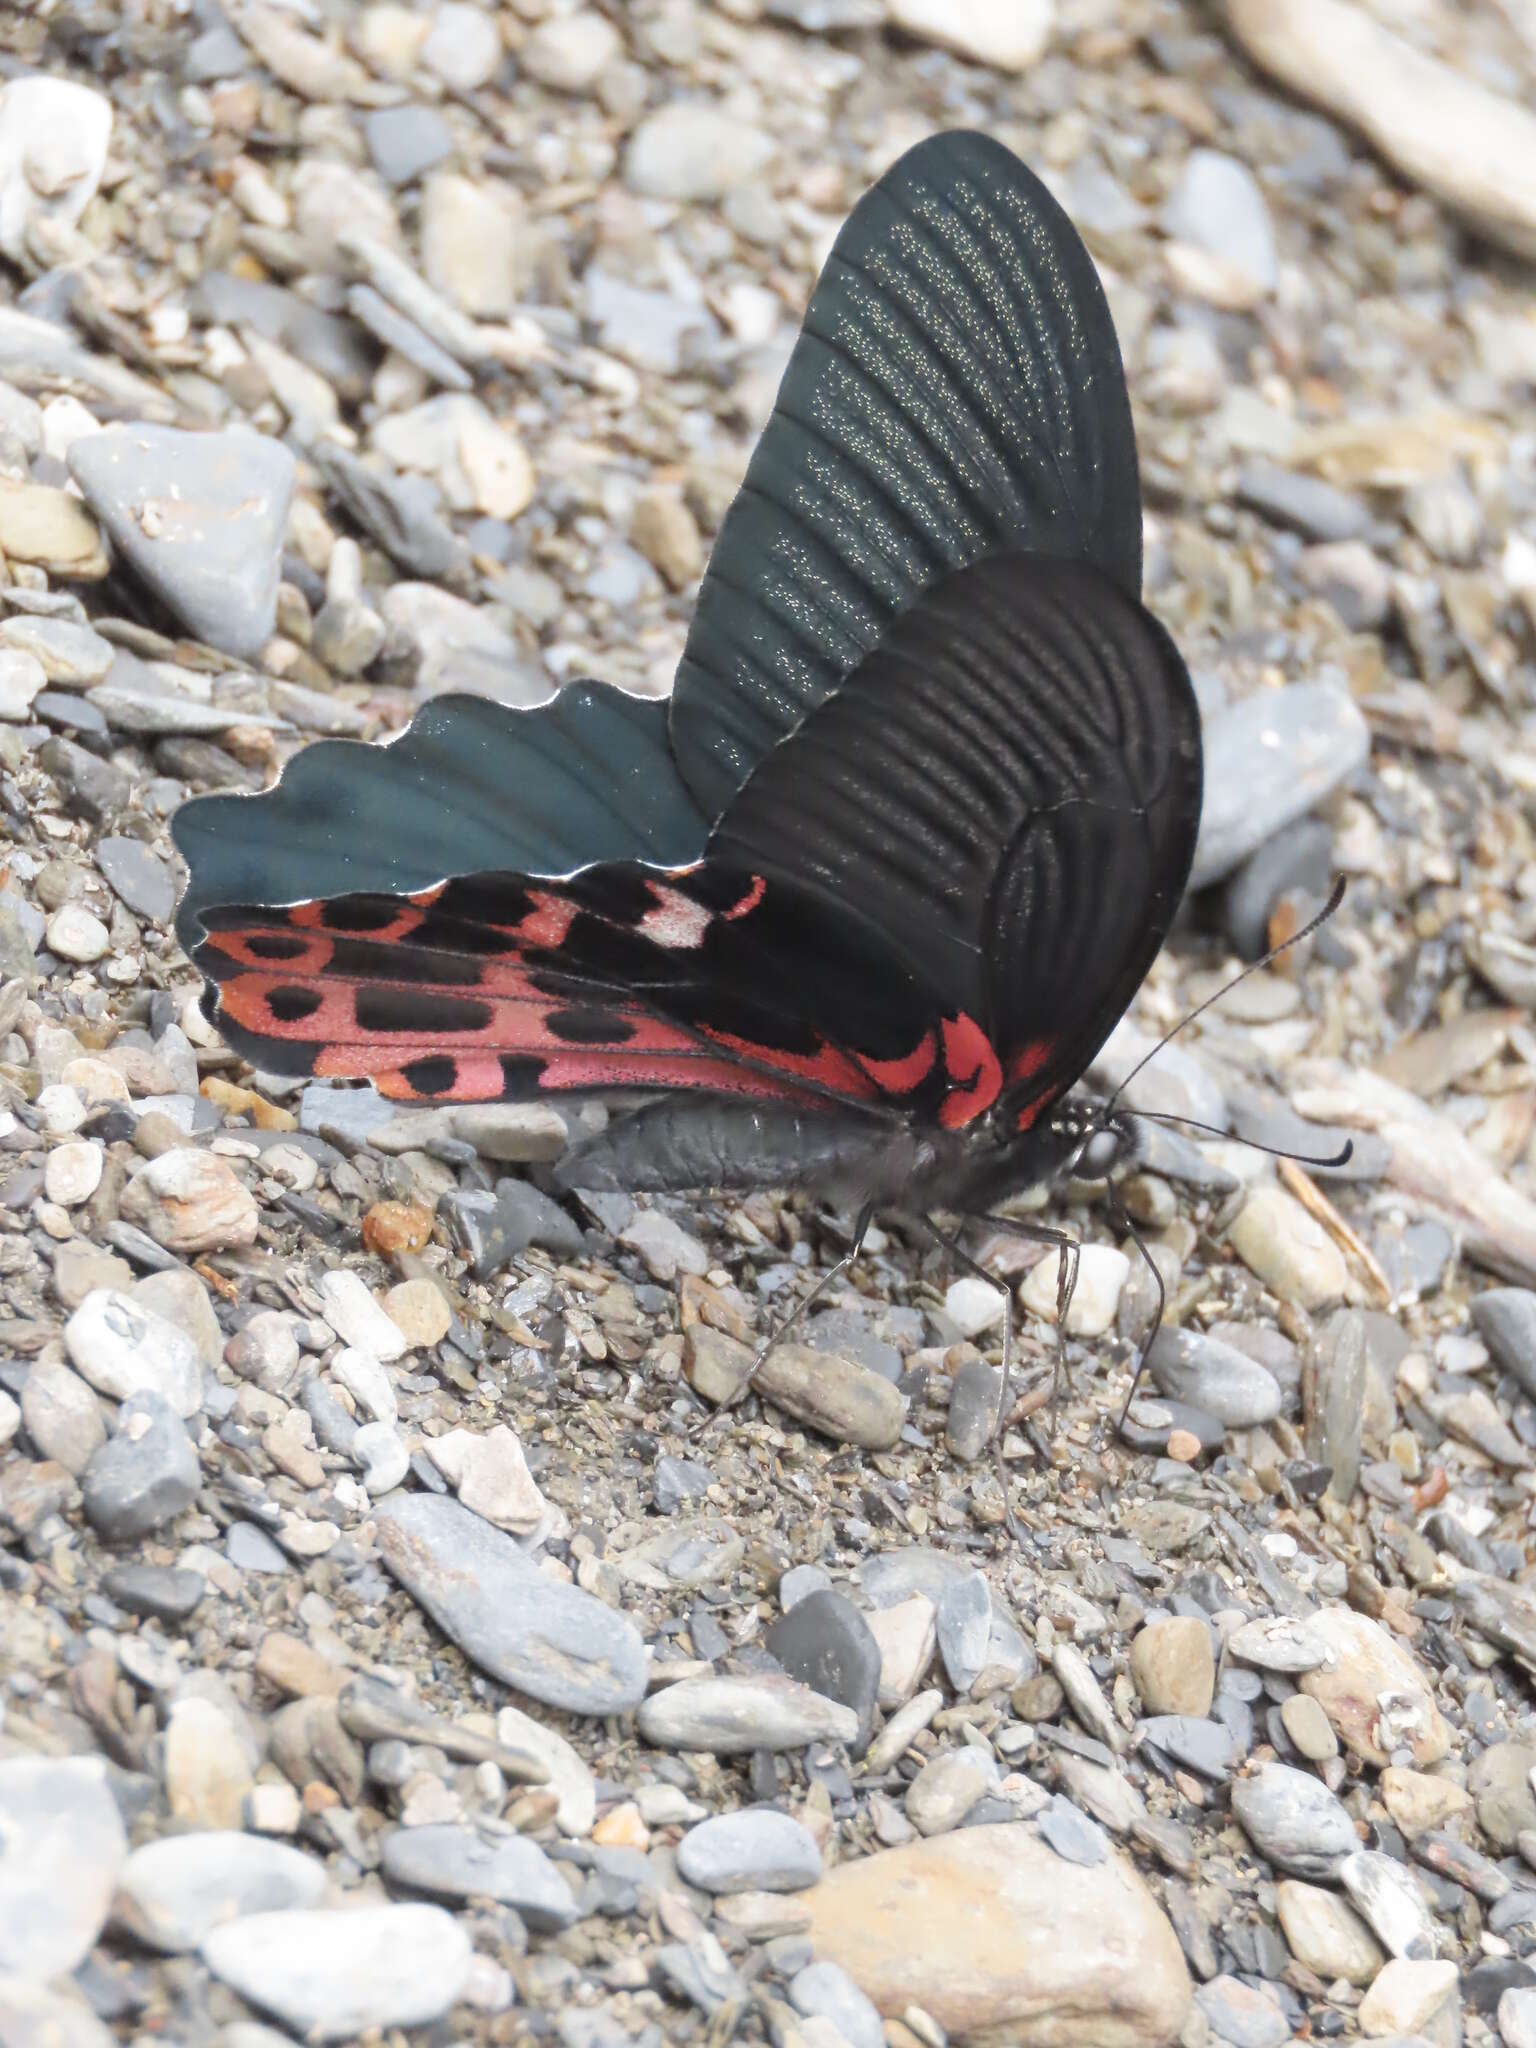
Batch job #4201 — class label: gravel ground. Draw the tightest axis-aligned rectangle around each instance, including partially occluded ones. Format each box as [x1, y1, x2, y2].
[1, 3, 1536, 2047]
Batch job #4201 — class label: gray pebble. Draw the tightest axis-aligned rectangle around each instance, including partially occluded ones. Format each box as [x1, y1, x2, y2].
[1194, 1974, 1290, 2048]
[653, 1454, 712, 1515]
[226, 1520, 289, 1574]
[1190, 682, 1370, 890]
[96, 836, 176, 925]
[935, 1570, 993, 1693]
[375, 1493, 647, 1715]
[202, 1902, 471, 2042]
[1236, 464, 1370, 542]
[1038, 1793, 1109, 1867]
[69, 425, 295, 660]
[81, 1392, 200, 1542]
[1145, 1326, 1281, 1427]
[675, 1809, 822, 1894]
[1231, 1763, 1357, 1878]
[946, 1358, 1003, 1462]
[789, 1960, 884, 2048]
[102, 1563, 204, 1622]
[778, 1563, 832, 1611]
[363, 105, 456, 187]
[381, 1822, 578, 1929]
[637, 1674, 858, 1754]
[1162, 150, 1277, 298]
[763, 1589, 881, 1755]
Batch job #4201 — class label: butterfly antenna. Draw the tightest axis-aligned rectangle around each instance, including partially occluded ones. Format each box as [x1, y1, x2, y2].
[1105, 878, 1347, 1118]
[1132, 1108, 1353, 1171]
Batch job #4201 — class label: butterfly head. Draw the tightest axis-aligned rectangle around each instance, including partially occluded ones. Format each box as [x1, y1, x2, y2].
[1044, 1100, 1145, 1187]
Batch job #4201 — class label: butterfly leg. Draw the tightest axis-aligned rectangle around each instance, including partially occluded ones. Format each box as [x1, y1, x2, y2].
[1106, 1196, 1166, 1431]
[696, 1200, 876, 1436]
[960, 1212, 1083, 1427]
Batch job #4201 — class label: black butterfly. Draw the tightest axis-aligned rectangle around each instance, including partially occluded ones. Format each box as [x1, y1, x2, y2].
[174, 130, 1204, 1496]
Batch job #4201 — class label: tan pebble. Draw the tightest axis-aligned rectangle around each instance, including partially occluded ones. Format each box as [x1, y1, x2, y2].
[592, 1801, 650, 1850]
[1165, 1428, 1201, 1462]
[1129, 1615, 1215, 1718]
[632, 490, 703, 588]
[255, 1631, 346, 1699]
[362, 1200, 434, 1256]
[384, 1276, 451, 1348]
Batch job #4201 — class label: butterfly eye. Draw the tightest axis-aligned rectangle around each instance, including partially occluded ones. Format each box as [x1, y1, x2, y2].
[1079, 1127, 1122, 1177]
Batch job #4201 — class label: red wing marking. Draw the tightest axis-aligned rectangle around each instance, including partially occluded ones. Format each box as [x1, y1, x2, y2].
[722, 874, 767, 921]
[937, 1013, 1003, 1130]
[856, 1028, 938, 1095]
[510, 892, 578, 949]
[702, 1028, 880, 1101]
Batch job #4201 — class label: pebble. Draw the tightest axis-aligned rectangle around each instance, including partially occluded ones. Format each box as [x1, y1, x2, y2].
[103, 1562, 204, 1623]
[375, 1493, 647, 1714]
[885, 0, 1053, 70]
[754, 1341, 906, 1450]
[119, 1148, 259, 1254]
[424, 1423, 551, 1536]
[1231, 1763, 1357, 1878]
[383, 1276, 451, 1348]
[1339, 1848, 1437, 1960]
[1278, 1692, 1337, 1761]
[944, 1273, 1005, 1337]
[1468, 1743, 1536, 1851]
[381, 1824, 578, 1930]
[96, 837, 176, 925]
[353, 1419, 409, 1495]
[1163, 149, 1278, 309]
[421, 2, 503, 89]
[0, 1980, 115, 2048]
[637, 1675, 859, 1754]
[676, 1811, 823, 1895]
[804, 1824, 1190, 2046]
[946, 1358, 1003, 1461]
[81, 1391, 200, 1541]
[934, 1570, 992, 1694]
[1503, 1987, 1536, 2048]
[45, 1139, 103, 1206]
[0, 75, 112, 263]
[65, 1287, 203, 1416]
[520, 10, 622, 91]
[617, 1208, 708, 1282]
[46, 903, 109, 962]
[789, 1960, 885, 2048]
[1227, 1184, 1348, 1310]
[1145, 1326, 1281, 1427]
[867, 1594, 937, 1708]
[1190, 682, 1371, 889]
[623, 104, 775, 202]
[115, 1834, 327, 1952]
[1019, 1244, 1129, 1334]
[164, 1696, 255, 1829]
[20, 1355, 106, 1475]
[1193, 1976, 1290, 2048]
[1297, 1607, 1450, 1768]
[1274, 1880, 1385, 1987]
[764, 1590, 881, 1755]
[319, 1268, 408, 1359]
[1356, 1958, 1461, 2042]
[68, 425, 295, 660]
[497, 1702, 596, 1837]
[1130, 1616, 1214, 1717]
[0, 646, 44, 720]
[906, 1748, 995, 1836]
[1382, 1765, 1475, 1839]
[1224, 1616, 1329, 1674]
[1471, 1289, 1536, 1401]
[0, 1756, 127, 1980]
[1236, 464, 1370, 542]
[202, 1903, 472, 2043]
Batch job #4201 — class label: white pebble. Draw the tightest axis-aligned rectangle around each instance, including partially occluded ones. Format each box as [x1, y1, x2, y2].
[945, 1275, 1007, 1338]
[46, 904, 110, 963]
[1019, 1245, 1130, 1336]
[45, 1139, 103, 1207]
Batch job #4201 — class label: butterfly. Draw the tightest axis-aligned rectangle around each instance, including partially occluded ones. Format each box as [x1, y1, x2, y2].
[174, 130, 1204, 1493]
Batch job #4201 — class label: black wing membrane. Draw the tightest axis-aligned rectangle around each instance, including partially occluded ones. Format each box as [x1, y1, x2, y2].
[670, 128, 1143, 821]
[172, 685, 707, 955]
[713, 551, 1202, 1121]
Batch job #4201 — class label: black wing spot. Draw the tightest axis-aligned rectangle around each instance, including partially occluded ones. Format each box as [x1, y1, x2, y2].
[266, 986, 323, 1023]
[245, 932, 310, 962]
[546, 1007, 638, 1045]
[321, 895, 412, 933]
[400, 1055, 459, 1097]
[354, 989, 493, 1035]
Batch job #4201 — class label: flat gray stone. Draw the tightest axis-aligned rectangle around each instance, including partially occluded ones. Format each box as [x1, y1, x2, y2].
[68, 425, 295, 660]
[675, 1810, 823, 1895]
[1232, 1763, 1357, 1878]
[381, 1823, 578, 1929]
[1191, 681, 1370, 889]
[96, 836, 176, 924]
[374, 1493, 646, 1714]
